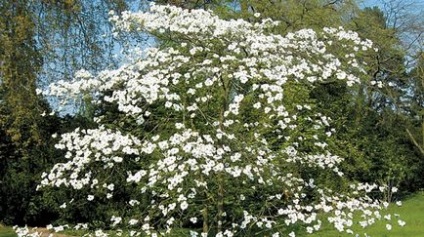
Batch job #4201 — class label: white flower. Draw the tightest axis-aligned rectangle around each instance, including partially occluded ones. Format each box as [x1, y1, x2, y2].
[129, 199, 140, 206]
[398, 220, 406, 227]
[180, 201, 189, 210]
[142, 223, 150, 231]
[107, 183, 115, 191]
[54, 225, 64, 232]
[36, 88, 43, 95]
[95, 229, 107, 237]
[129, 219, 138, 225]
[87, 195, 94, 201]
[306, 226, 313, 233]
[383, 201, 389, 208]
[175, 123, 185, 129]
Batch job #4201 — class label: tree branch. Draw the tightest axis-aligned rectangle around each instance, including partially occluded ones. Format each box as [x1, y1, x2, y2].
[406, 128, 424, 155]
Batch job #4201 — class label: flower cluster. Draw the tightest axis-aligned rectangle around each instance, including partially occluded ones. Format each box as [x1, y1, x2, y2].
[30, 4, 402, 237]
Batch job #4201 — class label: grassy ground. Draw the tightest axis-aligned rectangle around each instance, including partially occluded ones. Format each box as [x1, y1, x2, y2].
[310, 192, 424, 237]
[2, 192, 424, 237]
[0, 226, 15, 237]
[0, 226, 76, 237]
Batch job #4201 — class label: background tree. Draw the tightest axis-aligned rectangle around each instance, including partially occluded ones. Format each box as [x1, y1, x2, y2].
[407, 51, 424, 156]
[0, 0, 60, 225]
[0, 0, 150, 226]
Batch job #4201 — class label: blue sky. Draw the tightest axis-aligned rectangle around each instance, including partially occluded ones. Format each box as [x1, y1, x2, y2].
[359, 0, 424, 13]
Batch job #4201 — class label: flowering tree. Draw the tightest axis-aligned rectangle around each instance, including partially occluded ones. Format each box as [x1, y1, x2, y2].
[28, 4, 403, 237]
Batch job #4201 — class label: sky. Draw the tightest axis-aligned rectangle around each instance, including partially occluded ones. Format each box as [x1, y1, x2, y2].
[359, 0, 423, 57]
[359, 0, 424, 14]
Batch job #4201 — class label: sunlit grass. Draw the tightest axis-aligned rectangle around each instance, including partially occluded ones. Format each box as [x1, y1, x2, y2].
[310, 192, 424, 237]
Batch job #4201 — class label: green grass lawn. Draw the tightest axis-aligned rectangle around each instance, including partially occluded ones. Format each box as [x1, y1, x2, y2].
[310, 192, 424, 237]
[0, 226, 16, 237]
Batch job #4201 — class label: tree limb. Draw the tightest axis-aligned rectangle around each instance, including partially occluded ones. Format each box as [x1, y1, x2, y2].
[406, 128, 424, 155]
